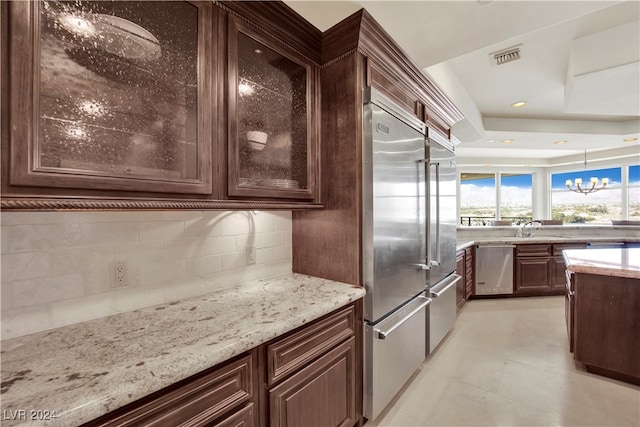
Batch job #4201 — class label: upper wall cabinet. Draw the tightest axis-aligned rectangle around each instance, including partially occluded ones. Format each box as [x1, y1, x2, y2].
[5, 0, 216, 195]
[227, 15, 319, 201]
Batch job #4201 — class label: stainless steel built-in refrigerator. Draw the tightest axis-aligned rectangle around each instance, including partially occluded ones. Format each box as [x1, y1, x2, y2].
[425, 130, 461, 355]
[362, 87, 432, 421]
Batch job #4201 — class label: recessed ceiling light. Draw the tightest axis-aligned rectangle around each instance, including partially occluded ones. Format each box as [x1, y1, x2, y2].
[623, 137, 637, 142]
[511, 101, 526, 108]
[554, 140, 568, 145]
[488, 139, 495, 143]
[501, 139, 513, 144]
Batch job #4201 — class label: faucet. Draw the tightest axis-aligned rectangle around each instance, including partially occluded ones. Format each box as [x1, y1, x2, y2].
[517, 220, 542, 238]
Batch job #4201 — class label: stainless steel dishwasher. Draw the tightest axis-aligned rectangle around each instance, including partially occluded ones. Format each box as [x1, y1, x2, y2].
[475, 244, 515, 295]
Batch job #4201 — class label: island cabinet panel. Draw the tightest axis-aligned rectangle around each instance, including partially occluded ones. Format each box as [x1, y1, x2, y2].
[573, 272, 640, 385]
[83, 351, 257, 427]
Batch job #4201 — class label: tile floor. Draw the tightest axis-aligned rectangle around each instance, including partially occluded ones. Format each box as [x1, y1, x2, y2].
[369, 296, 640, 427]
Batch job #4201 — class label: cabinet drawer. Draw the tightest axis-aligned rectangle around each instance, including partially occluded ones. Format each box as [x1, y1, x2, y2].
[267, 304, 355, 386]
[84, 352, 254, 427]
[211, 403, 254, 427]
[552, 242, 587, 256]
[515, 244, 552, 257]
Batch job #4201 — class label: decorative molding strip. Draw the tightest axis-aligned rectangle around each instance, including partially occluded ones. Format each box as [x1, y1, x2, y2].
[215, 1, 321, 66]
[0, 198, 324, 211]
[320, 47, 359, 69]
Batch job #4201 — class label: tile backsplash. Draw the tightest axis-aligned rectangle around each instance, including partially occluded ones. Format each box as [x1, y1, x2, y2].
[1, 210, 293, 340]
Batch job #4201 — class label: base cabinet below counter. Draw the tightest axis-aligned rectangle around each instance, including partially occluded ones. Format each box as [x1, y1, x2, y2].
[83, 301, 363, 427]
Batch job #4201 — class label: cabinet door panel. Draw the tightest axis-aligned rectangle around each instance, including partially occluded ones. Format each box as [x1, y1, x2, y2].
[455, 251, 465, 309]
[227, 15, 317, 200]
[269, 338, 356, 427]
[8, 0, 215, 194]
[514, 258, 552, 294]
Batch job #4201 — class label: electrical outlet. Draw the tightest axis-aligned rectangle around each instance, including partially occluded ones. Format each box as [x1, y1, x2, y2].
[246, 246, 256, 265]
[110, 260, 128, 288]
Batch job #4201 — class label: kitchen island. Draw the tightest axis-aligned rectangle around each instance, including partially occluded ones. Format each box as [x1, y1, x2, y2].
[0, 274, 365, 426]
[563, 248, 640, 385]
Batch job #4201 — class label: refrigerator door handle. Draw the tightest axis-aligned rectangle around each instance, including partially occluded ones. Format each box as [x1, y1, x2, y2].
[419, 158, 431, 270]
[432, 161, 441, 267]
[373, 295, 431, 340]
[429, 274, 461, 298]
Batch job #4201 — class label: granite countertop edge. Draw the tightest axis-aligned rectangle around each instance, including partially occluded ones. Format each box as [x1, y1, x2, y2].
[0, 273, 366, 427]
[457, 237, 640, 249]
[563, 248, 640, 280]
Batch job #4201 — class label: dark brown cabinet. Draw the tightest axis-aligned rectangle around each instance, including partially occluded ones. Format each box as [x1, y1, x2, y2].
[4, 0, 217, 196]
[1, 0, 322, 210]
[568, 270, 640, 385]
[455, 249, 466, 310]
[464, 246, 474, 299]
[514, 242, 587, 296]
[83, 351, 257, 427]
[82, 301, 363, 427]
[227, 14, 319, 201]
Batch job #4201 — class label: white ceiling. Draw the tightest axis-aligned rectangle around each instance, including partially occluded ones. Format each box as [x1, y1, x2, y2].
[285, 0, 640, 167]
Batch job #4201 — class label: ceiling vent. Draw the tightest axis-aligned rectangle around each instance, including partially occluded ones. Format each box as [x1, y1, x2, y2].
[490, 45, 522, 66]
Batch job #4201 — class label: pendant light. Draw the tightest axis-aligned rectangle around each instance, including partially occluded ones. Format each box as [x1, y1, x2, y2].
[565, 150, 608, 195]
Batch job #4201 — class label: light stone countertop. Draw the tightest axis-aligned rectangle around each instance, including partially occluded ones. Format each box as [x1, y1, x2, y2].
[0, 273, 365, 427]
[457, 236, 640, 250]
[563, 248, 640, 279]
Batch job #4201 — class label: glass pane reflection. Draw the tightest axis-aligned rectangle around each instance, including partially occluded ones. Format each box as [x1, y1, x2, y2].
[39, 0, 198, 179]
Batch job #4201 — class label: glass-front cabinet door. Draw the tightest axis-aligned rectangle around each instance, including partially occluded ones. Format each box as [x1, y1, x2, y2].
[227, 16, 318, 200]
[7, 0, 216, 194]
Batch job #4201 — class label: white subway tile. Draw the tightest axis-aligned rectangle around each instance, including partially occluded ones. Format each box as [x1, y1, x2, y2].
[256, 247, 276, 264]
[139, 221, 184, 242]
[111, 241, 164, 265]
[82, 222, 139, 245]
[263, 231, 287, 248]
[8, 223, 83, 252]
[112, 285, 165, 313]
[221, 252, 247, 271]
[1, 252, 49, 282]
[275, 245, 293, 260]
[163, 277, 207, 302]
[139, 260, 185, 286]
[203, 236, 237, 256]
[1, 285, 12, 311]
[163, 239, 205, 259]
[264, 260, 292, 278]
[273, 211, 293, 231]
[220, 212, 252, 236]
[50, 292, 115, 328]
[186, 255, 222, 277]
[253, 212, 275, 233]
[1, 304, 52, 340]
[49, 245, 112, 276]
[11, 274, 84, 308]
[236, 234, 263, 251]
[82, 267, 112, 296]
[184, 214, 223, 238]
[1, 212, 67, 225]
[71, 211, 165, 223]
[202, 264, 266, 291]
[1, 226, 9, 254]
[285, 231, 292, 247]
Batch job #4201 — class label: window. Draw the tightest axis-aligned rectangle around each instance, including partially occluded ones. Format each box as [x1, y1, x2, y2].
[459, 173, 495, 226]
[629, 165, 640, 221]
[500, 173, 532, 224]
[551, 167, 622, 224]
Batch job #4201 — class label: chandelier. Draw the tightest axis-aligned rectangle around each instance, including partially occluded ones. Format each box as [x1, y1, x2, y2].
[565, 150, 608, 195]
